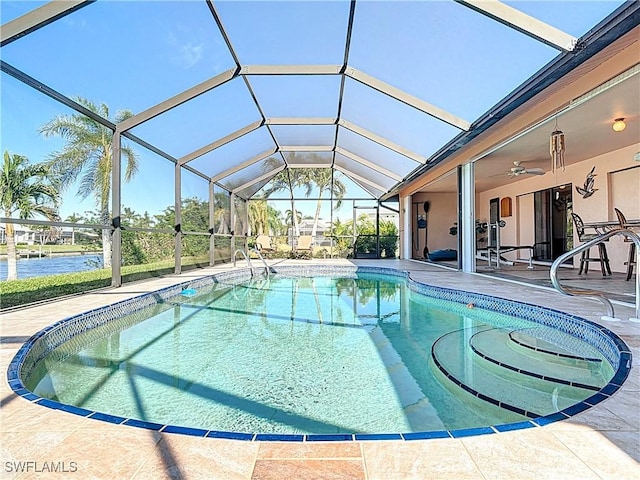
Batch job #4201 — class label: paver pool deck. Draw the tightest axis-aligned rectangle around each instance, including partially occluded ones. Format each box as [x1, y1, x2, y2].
[1, 259, 638, 479]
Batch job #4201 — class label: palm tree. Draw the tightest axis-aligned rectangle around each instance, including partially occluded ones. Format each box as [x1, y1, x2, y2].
[0, 151, 59, 280]
[262, 168, 304, 237]
[266, 205, 284, 235]
[286, 167, 309, 238]
[64, 212, 84, 245]
[248, 199, 269, 235]
[211, 191, 231, 234]
[285, 208, 302, 231]
[40, 97, 138, 268]
[301, 165, 346, 240]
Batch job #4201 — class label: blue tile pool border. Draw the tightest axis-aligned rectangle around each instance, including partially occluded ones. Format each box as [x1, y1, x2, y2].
[6, 265, 633, 443]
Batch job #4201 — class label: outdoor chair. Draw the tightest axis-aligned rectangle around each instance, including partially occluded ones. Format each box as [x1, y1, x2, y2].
[614, 208, 636, 281]
[296, 235, 314, 256]
[254, 235, 275, 256]
[571, 212, 611, 276]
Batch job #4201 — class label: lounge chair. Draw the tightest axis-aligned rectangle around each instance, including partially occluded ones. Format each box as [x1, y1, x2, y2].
[296, 235, 314, 256]
[255, 235, 275, 255]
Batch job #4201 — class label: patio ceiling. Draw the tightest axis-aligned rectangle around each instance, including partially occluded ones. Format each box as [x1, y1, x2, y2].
[421, 61, 640, 193]
[1, 0, 635, 201]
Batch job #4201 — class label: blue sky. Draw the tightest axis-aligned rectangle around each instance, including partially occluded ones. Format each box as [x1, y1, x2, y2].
[0, 0, 625, 221]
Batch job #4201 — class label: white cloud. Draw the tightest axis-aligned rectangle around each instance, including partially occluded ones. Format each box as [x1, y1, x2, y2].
[63, 17, 87, 28]
[167, 30, 204, 69]
[178, 42, 204, 69]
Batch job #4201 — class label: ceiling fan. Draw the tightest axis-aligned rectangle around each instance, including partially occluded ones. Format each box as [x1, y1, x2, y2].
[507, 160, 545, 177]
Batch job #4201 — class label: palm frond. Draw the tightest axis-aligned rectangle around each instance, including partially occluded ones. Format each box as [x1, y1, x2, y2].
[40, 99, 138, 210]
[1, 151, 60, 220]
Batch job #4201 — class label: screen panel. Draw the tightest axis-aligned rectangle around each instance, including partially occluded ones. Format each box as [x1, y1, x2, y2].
[218, 156, 284, 192]
[248, 75, 341, 118]
[189, 127, 277, 178]
[348, 1, 558, 121]
[214, 1, 351, 65]
[284, 152, 334, 167]
[122, 140, 176, 221]
[337, 127, 422, 177]
[341, 78, 460, 159]
[270, 124, 336, 147]
[130, 78, 262, 159]
[2, 1, 237, 114]
[334, 152, 397, 191]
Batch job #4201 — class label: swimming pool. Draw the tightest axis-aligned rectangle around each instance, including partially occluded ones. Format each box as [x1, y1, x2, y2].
[8, 266, 632, 441]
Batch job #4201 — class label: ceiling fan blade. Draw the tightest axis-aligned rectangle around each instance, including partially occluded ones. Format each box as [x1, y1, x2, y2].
[524, 168, 545, 175]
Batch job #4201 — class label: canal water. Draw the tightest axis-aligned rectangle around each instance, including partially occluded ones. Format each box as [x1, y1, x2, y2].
[0, 254, 102, 280]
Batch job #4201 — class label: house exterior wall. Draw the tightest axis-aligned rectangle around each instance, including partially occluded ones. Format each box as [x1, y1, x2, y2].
[477, 144, 639, 271]
[410, 192, 458, 256]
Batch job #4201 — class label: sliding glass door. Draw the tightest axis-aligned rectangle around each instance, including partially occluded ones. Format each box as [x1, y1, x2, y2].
[534, 185, 572, 261]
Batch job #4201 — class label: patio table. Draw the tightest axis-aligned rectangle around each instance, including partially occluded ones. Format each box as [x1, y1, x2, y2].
[583, 218, 640, 233]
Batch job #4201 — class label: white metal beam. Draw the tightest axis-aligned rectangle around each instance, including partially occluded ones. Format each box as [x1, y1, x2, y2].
[338, 119, 428, 164]
[401, 196, 412, 259]
[179, 120, 263, 165]
[460, 162, 476, 273]
[279, 145, 334, 152]
[206, 1, 242, 68]
[334, 165, 387, 192]
[232, 165, 285, 194]
[118, 68, 238, 132]
[345, 67, 471, 131]
[288, 163, 333, 168]
[335, 147, 403, 182]
[240, 65, 342, 75]
[211, 148, 277, 182]
[265, 117, 337, 125]
[456, 0, 577, 52]
[1, 0, 88, 46]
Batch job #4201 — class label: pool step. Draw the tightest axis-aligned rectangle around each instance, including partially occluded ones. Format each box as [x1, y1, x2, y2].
[431, 327, 598, 417]
[470, 328, 609, 390]
[508, 327, 606, 366]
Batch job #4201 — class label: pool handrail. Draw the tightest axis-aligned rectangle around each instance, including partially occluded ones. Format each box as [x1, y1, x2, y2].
[233, 249, 254, 273]
[233, 248, 271, 278]
[550, 228, 640, 320]
[250, 248, 271, 277]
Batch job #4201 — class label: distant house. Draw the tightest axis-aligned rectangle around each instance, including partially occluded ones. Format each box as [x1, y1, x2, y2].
[0, 225, 37, 245]
[288, 219, 332, 247]
[0, 225, 98, 245]
[365, 211, 399, 227]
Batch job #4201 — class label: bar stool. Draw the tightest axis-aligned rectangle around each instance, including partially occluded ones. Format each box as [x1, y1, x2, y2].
[614, 208, 636, 281]
[571, 213, 611, 276]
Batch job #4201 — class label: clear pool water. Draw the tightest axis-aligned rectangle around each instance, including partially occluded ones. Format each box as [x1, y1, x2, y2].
[25, 273, 615, 435]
